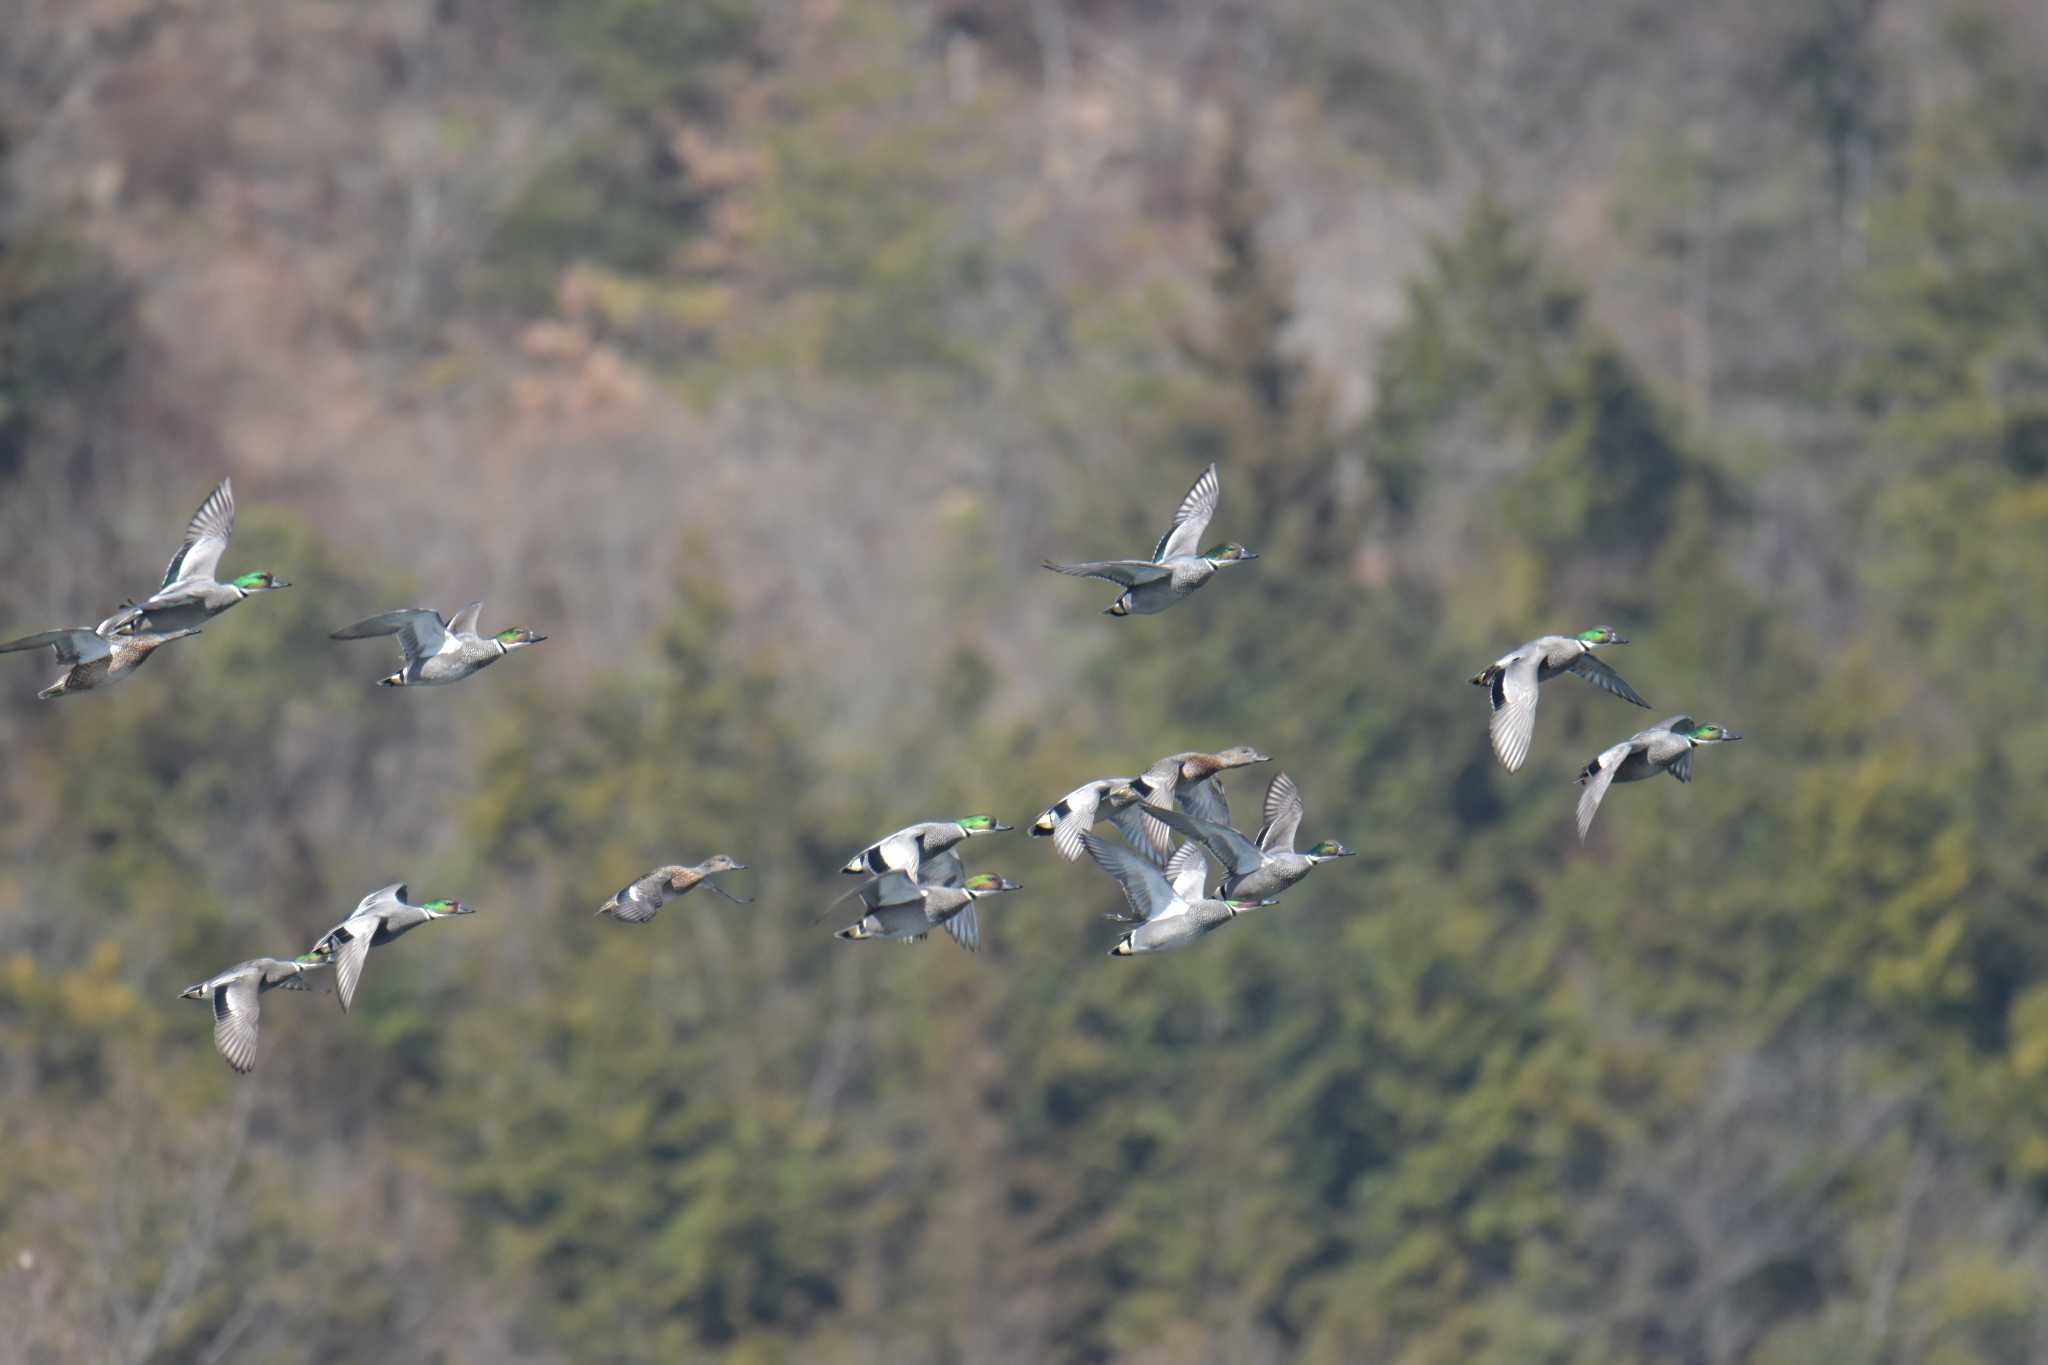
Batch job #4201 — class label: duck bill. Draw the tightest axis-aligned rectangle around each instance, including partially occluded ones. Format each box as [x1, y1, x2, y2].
[988, 822, 1013, 833]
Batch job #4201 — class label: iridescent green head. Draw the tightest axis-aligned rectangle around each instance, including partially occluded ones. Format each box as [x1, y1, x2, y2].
[293, 951, 329, 968]
[963, 873, 1020, 895]
[232, 570, 290, 591]
[1307, 839, 1355, 859]
[425, 897, 474, 917]
[955, 815, 1013, 835]
[1574, 626, 1626, 646]
[494, 626, 546, 648]
[1202, 543, 1260, 565]
[1686, 723, 1741, 744]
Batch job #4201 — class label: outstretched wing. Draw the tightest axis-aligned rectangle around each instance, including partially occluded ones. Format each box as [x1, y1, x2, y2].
[327, 923, 376, 1013]
[942, 902, 981, 953]
[331, 609, 450, 664]
[444, 601, 486, 638]
[1153, 462, 1220, 562]
[1082, 834, 1179, 924]
[1488, 654, 1543, 773]
[1042, 559, 1174, 588]
[1576, 741, 1635, 842]
[1179, 776, 1231, 828]
[1670, 747, 1693, 784]
[213, 974, 262, 1073]
[1164, 841, 1209, 902]
[1256, 772, 1305, 855]
[160, 478, 235, 589]
[0, 628, 109, 665]
[1566, 654, 1651, 709]
[920, 848, 966, 889]
[1146, 803, 1265, 878]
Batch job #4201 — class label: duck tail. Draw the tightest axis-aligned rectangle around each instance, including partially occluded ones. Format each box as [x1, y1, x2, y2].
[35, 681, 65, 700]
[377, 671, 405, 688]
[1469, 666, 1496, 688]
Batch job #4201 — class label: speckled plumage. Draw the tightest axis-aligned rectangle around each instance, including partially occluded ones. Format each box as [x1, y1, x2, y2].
[595, 856, 751, 924]
[0, 621, 199, 698]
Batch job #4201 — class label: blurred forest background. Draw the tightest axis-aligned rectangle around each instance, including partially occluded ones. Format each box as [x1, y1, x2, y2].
[4, 0, 2048, 1361]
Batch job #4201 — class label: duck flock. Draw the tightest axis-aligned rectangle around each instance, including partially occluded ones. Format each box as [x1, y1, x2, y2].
[1, 465, 1740, 1073]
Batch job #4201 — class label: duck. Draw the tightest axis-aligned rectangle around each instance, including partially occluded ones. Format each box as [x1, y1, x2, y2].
[1042, 462, 1258, 615]
[833, 870, 1020, 953]
[0, 619, 200, 699]
[103, 478, 291, 635]
[841, 817, 1011, 880]
[1470, 627, 1648, 772]
[330, 601, 545, 686]
[1108, 745, 1270, 857]
[1575, 715, 1742, 841]
[308, 883, 475, 1011]
[1080, 835, 1274, 955]
[595, 856, 752, 924]
[1137, 771, 1354, 901]
[1031, 777, 1162, 862]
[179, 954, 328, 1073]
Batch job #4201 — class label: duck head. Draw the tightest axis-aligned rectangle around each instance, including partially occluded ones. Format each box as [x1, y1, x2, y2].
[954, 815, 1012, 837]
[1202, 543, 1259, 567]
[1685, 722, 1742, 745]
[231, 570, 291, 593]
[292, 952, 332, 972]
[423, 898, 474, 918]
[1574, 626, 1627, 646]
[1213, 746, 1270, 769]
[1306, 840, 1355, 862]
[494, 626, 546, 649]
[699, 854, 748, 874]
[963, 872, 1021, 897]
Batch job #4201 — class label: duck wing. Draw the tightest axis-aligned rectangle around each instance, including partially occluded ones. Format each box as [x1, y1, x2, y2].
[158, 478, 235, 590]
[1487, 653, 1543, 773]
[1566, 654, 1651, 708]
[0, 628, 110, 665]
[1576, 740, 1635, 842]
[1179, 775, 1232, 829]
[1082, 834, 1181, 924]
[212, 969, 263, 1073]
[1145, 803, 1265, 878]
[444, 600, 486, 639]
[920, 848, 966, 889]
[1165, 841, 1210, 902]
[942, 901, 980, 953]
[331, 608, 450, 664]
[324, 920, 377, 1012]
[1153, 462, 1219, 562]
[1256, 772, 1304, 855]
[1041, 558, 1174, 588]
